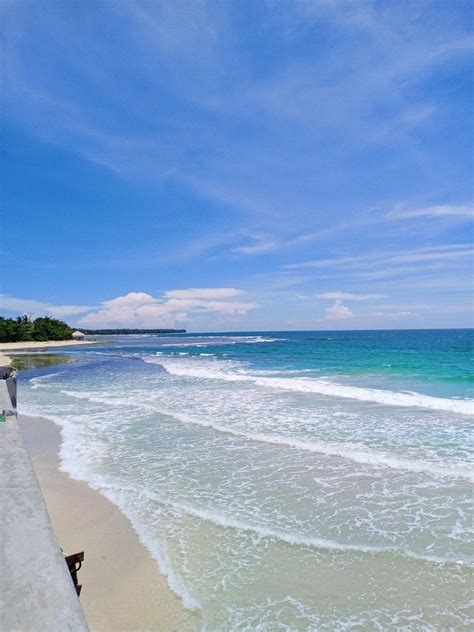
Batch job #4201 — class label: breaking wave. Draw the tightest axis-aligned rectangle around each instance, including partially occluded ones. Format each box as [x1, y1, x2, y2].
[145, 356, 474, 415]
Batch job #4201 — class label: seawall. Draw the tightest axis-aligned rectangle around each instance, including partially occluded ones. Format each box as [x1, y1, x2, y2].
[0, 376, 89, 631]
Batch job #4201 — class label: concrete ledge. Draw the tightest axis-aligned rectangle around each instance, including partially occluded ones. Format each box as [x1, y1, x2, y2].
[0, 380, 89, 631]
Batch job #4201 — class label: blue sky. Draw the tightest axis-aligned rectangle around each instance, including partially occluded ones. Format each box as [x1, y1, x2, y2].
[1, 0, 472, 331]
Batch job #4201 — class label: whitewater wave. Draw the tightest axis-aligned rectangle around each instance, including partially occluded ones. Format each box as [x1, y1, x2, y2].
[29, 372, 64, 389]
[159, 336, 280, 348]
[146, 357, 474, 415]
[57, 389, 473, 482]
[20, 390, 473, 569]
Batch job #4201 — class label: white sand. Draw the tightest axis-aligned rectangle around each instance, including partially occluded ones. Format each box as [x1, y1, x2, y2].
[18, 415, 199, 631]
[0, 340, 104, 352]
[0, 353, 12, 366]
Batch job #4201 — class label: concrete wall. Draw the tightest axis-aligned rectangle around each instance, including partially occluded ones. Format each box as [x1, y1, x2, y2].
[0, 378, 89, 631]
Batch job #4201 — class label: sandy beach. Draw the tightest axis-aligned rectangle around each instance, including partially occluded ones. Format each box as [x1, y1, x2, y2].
[18, 415, 198, 631]
[0, 339, 107, 365]
[0, 340, 106, 367]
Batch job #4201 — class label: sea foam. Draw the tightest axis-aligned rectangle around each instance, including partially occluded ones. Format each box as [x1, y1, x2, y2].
[146, 356, 474, 415]
[150, 407, 474, 483]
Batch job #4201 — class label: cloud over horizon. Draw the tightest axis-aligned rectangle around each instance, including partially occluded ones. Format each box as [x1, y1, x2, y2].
[76, 290, 258, 328]
[325, 300, 354, 321]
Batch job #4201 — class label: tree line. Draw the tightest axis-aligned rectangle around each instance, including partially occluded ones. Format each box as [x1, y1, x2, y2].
[0, 315, 74, 343]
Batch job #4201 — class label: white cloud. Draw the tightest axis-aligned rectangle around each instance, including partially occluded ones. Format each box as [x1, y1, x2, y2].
[325, 300, 353, 320]
[77, 289, 257, 328]
[0, 295, 93, 318]
[316, 292, 386, 301]
[101, 292, 157, 308]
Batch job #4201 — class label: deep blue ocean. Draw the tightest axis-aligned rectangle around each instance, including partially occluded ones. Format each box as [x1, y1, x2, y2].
[20, 329, 473, 629]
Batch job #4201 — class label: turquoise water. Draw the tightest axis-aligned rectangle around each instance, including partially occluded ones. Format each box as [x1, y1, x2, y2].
[20, 330, 473, 629]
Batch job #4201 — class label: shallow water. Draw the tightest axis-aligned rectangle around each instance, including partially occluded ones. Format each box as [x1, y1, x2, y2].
[19, 330, 474, 629]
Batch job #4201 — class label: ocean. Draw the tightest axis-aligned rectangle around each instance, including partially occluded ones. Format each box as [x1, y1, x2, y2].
[19, 329, 473, 630]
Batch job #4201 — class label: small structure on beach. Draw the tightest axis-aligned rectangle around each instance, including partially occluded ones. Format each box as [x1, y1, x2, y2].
[72, 331, 85, 340]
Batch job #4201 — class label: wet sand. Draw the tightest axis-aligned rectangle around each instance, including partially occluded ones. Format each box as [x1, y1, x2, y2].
[18, 415, 198, 631]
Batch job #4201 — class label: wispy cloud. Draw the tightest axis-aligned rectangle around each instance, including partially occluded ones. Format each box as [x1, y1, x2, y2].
[1, 1, 472, 330]
[316, 292, 386, 301]
[116, 0, 220, 63]
[4, 0, 471, 228]
[233, 240, 280, 256]
[0, 296, 93, 318]
[385, 203, 474, 221]
[285, 244, 472, 271]
[211, 200, 474, 260]
[164, 288, 244, 300]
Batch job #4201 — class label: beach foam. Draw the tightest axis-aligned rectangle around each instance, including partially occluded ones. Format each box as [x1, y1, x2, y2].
[56, 386, 473, 482]
[150, 408, 474, 482]
[146, 355, 474, 415]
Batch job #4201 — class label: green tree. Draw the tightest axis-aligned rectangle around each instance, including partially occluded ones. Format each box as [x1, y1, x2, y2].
[0, 315, 73, 342]
[16, 314, 34, 341]
[0, 317, 20, 342]
[32, 317, 73, 341]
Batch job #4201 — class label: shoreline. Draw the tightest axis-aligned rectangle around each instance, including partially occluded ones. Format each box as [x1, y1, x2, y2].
[0, 340, 107, 367]
[18, 414, 198, 631]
